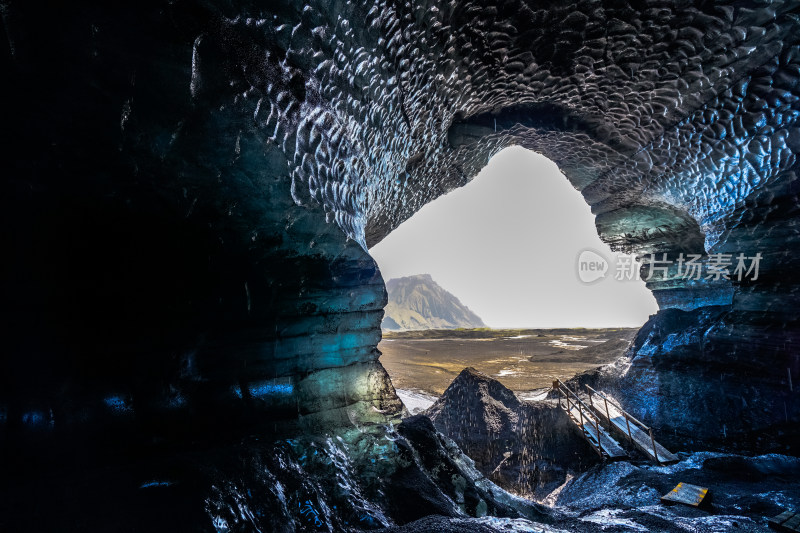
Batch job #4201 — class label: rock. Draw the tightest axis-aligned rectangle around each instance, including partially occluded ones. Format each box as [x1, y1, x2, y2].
[426, 368, 598, 498]
[377, 515, 499, 533]
[385, 414, 554, 527]
[553, 451, 800, 532]
[571, 306, 799, 452]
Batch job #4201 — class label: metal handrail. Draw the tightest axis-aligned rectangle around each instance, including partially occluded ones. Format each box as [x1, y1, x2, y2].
[585, 385, 649, 429]
[555, 380, 602, 425]
[585, 385, 661, 464]
[553, 379, 605, 459]
[555, 388, 604, 458]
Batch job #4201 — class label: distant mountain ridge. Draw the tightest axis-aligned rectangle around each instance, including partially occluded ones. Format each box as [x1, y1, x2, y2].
[381, 274, 486, 330]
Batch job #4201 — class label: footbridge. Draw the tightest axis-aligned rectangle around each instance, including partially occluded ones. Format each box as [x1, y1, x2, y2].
[553, 379, 679, 465]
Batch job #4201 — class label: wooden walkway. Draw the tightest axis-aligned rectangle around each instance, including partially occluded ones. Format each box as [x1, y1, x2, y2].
[661, 482, 709, 507]
[770, 510, 800, 532]
[587, 386, 679, 465]
[565, 404, 628, 460]
[554, 379, 627, 460]
[552, 380, 680, 465]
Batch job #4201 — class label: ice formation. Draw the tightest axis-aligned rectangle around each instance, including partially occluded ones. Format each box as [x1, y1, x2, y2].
[1, 0, 799, 530]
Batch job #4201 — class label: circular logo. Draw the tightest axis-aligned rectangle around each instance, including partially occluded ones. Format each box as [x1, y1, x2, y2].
[576, 249, 609, 284]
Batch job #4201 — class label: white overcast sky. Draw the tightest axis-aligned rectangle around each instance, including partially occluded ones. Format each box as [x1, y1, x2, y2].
[369, 146, 658, 328]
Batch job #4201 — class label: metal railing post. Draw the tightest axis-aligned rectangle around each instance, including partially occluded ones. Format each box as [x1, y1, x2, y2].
[624, 413, 633, 443]
[584, 387, 601, 441]
[649, 428, 660, 464]
[560, 380, 609, 459]
[594, 413, 602, 444]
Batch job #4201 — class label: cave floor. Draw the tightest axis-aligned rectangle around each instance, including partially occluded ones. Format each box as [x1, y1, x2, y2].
[378, 451, 800, 533]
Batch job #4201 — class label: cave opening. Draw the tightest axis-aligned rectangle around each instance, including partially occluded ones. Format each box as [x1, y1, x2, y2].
[370, 145, 658, 329]
[370, 145, 661, 412]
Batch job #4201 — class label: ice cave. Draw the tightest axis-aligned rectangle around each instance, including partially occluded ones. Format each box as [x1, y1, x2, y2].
[1, 0, 798, 531]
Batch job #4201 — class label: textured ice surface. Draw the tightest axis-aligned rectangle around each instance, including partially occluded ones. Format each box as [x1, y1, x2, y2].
[551, 452, 800, 533]
[3, 0, 798, 447]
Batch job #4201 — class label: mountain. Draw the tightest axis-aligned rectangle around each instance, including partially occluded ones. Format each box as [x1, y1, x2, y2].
[381, 274, 486, 330]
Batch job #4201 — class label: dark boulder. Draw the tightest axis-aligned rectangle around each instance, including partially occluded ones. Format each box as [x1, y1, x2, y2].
[390, 414, 553, 525]
[426, 368, 597, 498]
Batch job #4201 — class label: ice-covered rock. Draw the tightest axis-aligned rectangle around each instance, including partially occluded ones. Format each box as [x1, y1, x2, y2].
[427, 368, 597, 497]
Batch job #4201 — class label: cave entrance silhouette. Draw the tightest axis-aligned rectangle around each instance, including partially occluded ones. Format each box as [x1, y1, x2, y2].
[370, 146, 658, 330]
